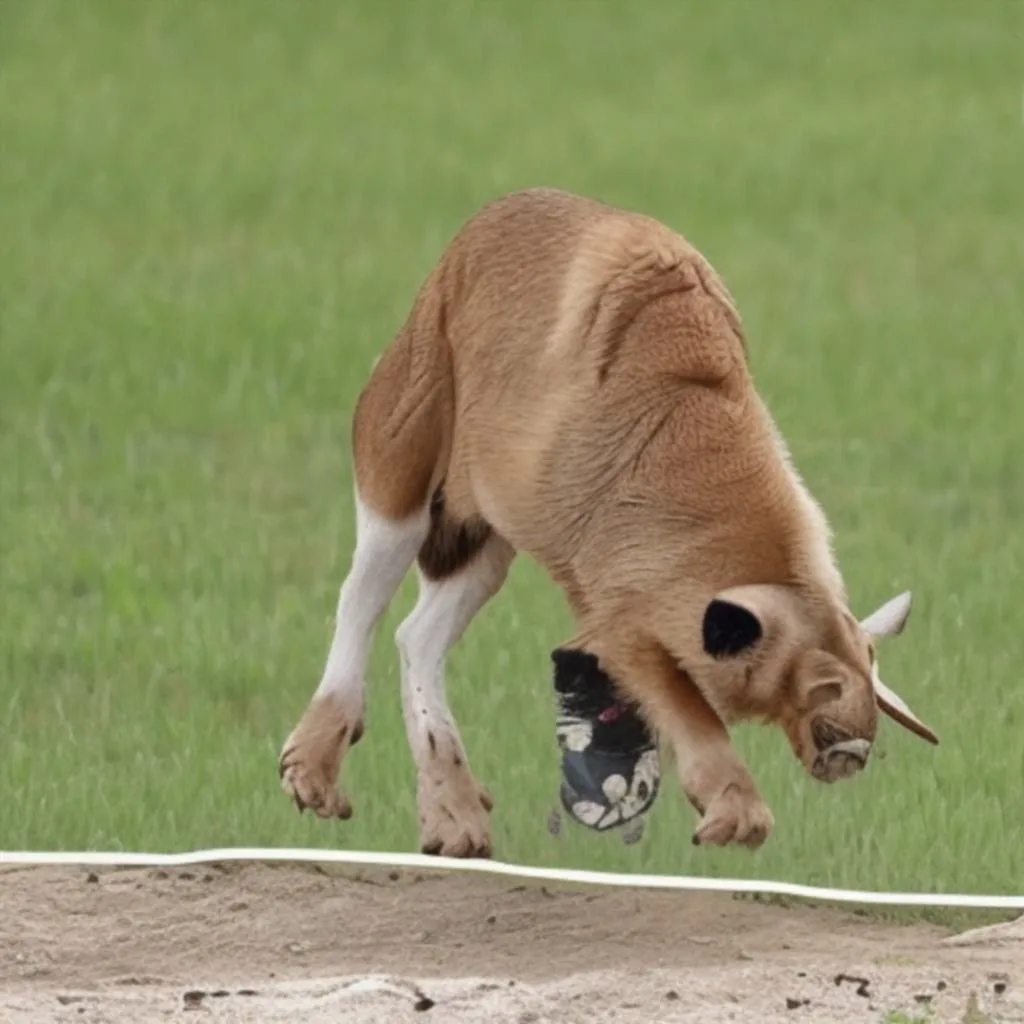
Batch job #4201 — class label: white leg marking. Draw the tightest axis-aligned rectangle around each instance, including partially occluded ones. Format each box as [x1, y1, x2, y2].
[279, 496, 429, 819]
[315, 497, 430, 711]
[395, 537, 513, 856]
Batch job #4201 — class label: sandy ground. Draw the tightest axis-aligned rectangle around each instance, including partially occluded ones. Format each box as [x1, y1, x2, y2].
[0, 861, 1021, 1024]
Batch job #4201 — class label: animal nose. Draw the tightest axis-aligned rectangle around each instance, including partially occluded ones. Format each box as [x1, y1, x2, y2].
[811, 717, 851, 752]
[811, 739, 871, 783]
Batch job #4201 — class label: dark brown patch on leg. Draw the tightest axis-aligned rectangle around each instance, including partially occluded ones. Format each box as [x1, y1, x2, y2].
[417, 486, 493, 581]
[428, 731, 437, 755]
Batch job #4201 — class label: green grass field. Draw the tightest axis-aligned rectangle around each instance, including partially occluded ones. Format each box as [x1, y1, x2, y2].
[2, 0, 1021, 899]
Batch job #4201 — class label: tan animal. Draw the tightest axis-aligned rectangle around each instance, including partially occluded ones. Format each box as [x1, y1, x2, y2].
[278, 187, 939, 858]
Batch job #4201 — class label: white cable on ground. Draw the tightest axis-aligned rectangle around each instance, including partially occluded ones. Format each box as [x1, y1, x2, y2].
[1, 847, 1021, 911]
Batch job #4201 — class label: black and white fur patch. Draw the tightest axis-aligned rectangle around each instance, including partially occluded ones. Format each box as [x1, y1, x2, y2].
[552, 648, 661, 834]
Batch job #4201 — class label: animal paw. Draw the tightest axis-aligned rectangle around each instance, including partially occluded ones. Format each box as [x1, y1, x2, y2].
[692, 782, 774, 849]
[417, 770, 493, 858]
[278, 695, 363, 819]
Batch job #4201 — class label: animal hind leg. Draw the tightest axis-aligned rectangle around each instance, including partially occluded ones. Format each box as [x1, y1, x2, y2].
[396, 515, 515, 858]
[279, 307, 452, 819]
[279, 496, 429, 817]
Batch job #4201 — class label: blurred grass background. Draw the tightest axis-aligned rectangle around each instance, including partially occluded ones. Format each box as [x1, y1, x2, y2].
[1, 0, 1022, 898]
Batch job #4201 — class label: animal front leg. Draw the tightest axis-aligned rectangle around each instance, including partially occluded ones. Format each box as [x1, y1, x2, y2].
[597, 637, 774, 849]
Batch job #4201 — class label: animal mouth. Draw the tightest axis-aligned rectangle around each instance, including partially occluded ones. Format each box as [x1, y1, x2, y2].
[811, 739, 871, 783]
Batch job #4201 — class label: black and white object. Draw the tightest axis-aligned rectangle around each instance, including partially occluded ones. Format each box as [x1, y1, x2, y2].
[551, 648, 661, 837]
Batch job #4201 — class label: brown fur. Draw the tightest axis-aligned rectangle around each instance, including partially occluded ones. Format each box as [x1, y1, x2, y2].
[286, 187, 937, 855]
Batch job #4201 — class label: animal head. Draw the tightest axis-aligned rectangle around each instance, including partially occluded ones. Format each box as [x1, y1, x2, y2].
[696, 585, 938, 782]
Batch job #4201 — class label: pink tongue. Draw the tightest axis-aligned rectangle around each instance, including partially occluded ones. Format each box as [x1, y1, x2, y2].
[597, 704, 624, 724]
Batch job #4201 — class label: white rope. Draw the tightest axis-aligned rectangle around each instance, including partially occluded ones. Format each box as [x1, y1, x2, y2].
[2, 847, 1021, 911]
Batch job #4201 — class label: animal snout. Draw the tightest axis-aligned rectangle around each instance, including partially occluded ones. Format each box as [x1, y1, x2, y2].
[811, 738, 871, 783]
[811, 717, 852, 752]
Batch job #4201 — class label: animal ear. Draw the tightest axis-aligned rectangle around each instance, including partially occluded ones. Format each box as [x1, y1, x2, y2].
[859, 591, 912, 638]
[701, 590, 770, 658]
[858, 592, 939, 745]
[702, 584, 802, 659]
[702, 599, 762, 657]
